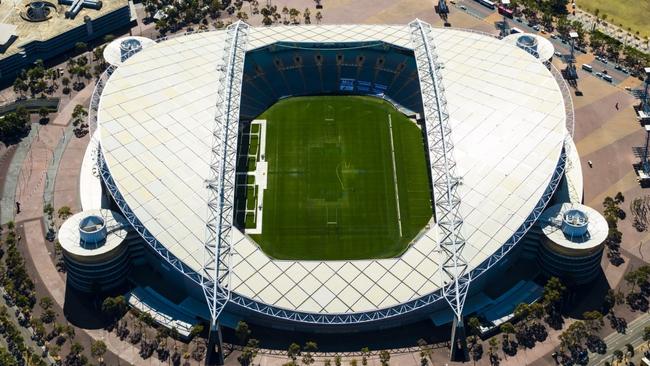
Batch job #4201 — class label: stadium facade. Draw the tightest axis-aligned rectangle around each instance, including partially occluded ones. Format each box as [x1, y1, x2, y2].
[0, 0, 131, 86]
[62, 20, 605, 356]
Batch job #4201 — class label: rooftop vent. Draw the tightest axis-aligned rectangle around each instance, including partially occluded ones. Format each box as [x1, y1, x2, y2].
[20, 1, 56, 22]
[561, 208, 589, 238]
[79, 215, 107, 246]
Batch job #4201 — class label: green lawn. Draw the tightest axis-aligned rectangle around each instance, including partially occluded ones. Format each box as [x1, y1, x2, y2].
[577, 0, 650, 38]
[249, 96, 432, 260]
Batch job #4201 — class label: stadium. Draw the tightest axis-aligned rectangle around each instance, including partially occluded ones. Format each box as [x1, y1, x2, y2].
[60, 19, 603, 359]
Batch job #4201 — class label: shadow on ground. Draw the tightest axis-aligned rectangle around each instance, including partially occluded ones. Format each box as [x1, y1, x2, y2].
[565, 269, 612, 319]
[63, 283, 129, 329]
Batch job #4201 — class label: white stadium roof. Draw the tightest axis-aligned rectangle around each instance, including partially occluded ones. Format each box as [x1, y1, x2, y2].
[98, 25, 567, 314]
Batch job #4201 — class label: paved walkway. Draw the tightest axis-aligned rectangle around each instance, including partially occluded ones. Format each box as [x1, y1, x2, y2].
[9, 86, 166, 365]
[1, 125, 43, 224]
[53, 132, 87, 212]
[21, 218, 165, 365]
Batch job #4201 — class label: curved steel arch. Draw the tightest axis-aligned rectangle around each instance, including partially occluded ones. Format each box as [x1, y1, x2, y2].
[202, 20, 250, 326]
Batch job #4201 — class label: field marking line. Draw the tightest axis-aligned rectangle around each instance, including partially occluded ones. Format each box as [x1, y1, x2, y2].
[335, 163, 346, 190]
[388, 114, 403, 237]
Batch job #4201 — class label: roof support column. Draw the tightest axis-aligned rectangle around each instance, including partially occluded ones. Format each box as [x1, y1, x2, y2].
[202, 20, 250, 329]
[409, 19, 470, 361]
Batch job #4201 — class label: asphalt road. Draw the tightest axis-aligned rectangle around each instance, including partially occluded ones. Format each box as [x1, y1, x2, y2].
[589, 312, 650, 366]
[453, 0, 635, 86]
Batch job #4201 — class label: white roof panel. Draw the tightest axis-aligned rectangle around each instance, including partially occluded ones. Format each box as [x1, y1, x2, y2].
[98, 25, 566, 314]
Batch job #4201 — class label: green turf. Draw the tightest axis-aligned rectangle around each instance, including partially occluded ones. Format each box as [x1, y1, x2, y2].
[577, 0, 650, 38]
[249, 96, 432, 260]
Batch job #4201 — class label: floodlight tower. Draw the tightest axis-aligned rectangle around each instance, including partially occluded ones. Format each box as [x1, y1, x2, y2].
[500, 0, 511, 37]
[563, 31, 579, 80]
[638, 124, 650, 185]
[435, 0, 450, 25]
[634, 67, 650, 124]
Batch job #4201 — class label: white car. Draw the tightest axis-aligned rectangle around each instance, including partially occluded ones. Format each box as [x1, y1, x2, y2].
[595, 72, 603, 78]
[460, 5, 467, 10]
[554, 51, 562, 57]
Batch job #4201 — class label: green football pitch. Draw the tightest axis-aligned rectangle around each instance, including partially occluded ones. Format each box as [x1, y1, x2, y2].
[249, 96, 432, 260]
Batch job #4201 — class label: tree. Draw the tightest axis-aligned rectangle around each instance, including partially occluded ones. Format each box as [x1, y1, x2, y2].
[0, 108, 31, 143]
[360, 347, 369, 365]
[101, 295, 128, 321]
[235, 321, 251, 345]
[236, 11, 249, 21]
[379, 350, 390, 366]
[500, 322, 515, 341]
[488, 337, 500, 365]
[543, 277, 566, 305]
[644, 326, 650, 346]
[75, 42, 88, 55]
[71, 342, 84, 356]
[542, 277, 566, 327]
[43, 203, 54, 219]
[190, 324, 204, 339]
[467, 316, 482, 341]
[238, 338, 259, 366]
[91, 340, 107, 365]
[613, 349, 623, 361]
[72, 104, 87, 125]
[417, 338, 431, 363]
[57, 206, 72, 220]
[289, 8, 300, 24]
[0, 346, 16, 366]
[304, 8, 311, 24]
[559, 320, 588, 351]
[469, 341, 483, 364]
[282, 6, 289, 23]
[287, 342, 301, 363]
[13, 77, 27, 98]
[38, 107, 49, 124]
[301, 341, 317, 365]
[583, 310, 604, 334]
[615, 192, 625, 203]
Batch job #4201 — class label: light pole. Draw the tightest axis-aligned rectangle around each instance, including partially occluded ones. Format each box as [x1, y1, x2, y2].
[501, 0, 511, 37]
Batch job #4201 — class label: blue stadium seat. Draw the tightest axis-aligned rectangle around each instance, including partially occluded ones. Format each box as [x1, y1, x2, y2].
[240, 41, 424, 119]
